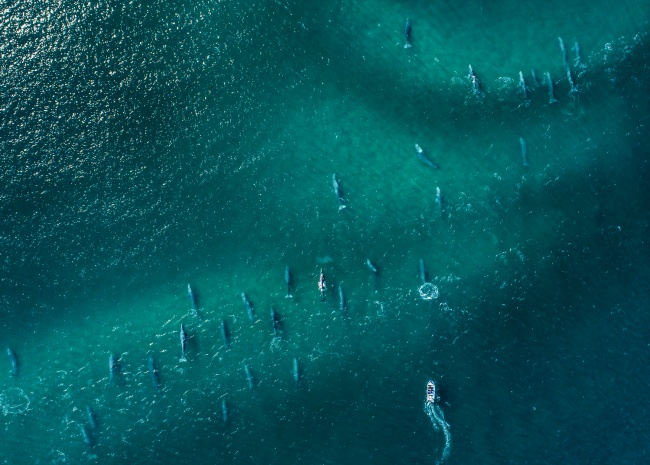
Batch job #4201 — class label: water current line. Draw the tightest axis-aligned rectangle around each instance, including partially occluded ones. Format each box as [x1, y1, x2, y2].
[424, 402, 452, 464]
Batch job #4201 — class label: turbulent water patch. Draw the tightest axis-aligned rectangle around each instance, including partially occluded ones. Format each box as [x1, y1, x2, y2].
[0, 387, 30, 416]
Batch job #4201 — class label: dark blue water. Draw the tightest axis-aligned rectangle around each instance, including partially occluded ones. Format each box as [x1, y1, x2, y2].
[1, 0, 649, 463]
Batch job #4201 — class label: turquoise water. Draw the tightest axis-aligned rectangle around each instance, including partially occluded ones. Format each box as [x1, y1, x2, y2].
[1, 0, 649, 463]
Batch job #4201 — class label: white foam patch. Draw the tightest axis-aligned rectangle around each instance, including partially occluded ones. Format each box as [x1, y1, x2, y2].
[419, 283, 439, 300]
[0, 387, 30, 416]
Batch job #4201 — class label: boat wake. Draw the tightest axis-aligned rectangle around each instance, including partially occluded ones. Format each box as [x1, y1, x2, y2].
[424, 401, 451, 464]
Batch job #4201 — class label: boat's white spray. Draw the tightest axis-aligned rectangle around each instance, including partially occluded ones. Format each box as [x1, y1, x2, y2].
[424, 401, 452, 464]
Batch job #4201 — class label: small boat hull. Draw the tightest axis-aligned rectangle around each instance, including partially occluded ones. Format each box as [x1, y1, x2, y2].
[426, 380, 436, 404]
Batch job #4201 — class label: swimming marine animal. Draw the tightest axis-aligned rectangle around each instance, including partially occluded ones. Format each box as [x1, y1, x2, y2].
[318, 269, 326, 302]
[545, 72, 558, 104]
[404, 18, 412, 49]
[419, 258, 428, 284]
[180, 324, 188, 362]
[285, 265, 293, 298]
[149, 355, 160, 389]
[242, 293, 255, 321]
[520, 137, 529, 168]
[244, 363, 254, 390]
[435, 187, 443, 215]
[86, 405, 98, 430]
[518, 71, 528, 100]
[187, 284, 198, 315]
[6, 347, 17, 376]
[80, 424, 93, 447]
[415, 144, 439, 169]
[559, 37, 568, 68]
[221, 318, 230, 349]
[566, 67, 578, 95]
[468, 65, 480, 95]
[530, 69, 540, 88]
[332, 174, 346, 211]
[221, 398, 228, 424]
[271, 307, 279, 336]
[109, 353, 118, 383]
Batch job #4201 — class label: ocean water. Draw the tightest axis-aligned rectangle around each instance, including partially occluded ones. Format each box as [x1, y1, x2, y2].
[1, 0, 649, 463]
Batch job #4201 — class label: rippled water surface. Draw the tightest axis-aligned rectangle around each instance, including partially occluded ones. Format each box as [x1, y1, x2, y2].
[1, 0, 649, 463]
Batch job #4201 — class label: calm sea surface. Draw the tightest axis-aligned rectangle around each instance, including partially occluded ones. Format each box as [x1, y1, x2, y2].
[1, 0, 649, 463]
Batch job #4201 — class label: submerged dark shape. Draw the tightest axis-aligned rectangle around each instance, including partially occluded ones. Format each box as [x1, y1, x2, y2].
[435, 187, 444, 216]
[187, 283, 198, 316]
[404, 18, 412, 49]
[318, 269, 326, 302]
[244, 363, 254, 390]
[292, 357, 300, 384]
[221, 398, 228, 424]
[80, 424, 93, 447]
[545, 71, 558, 104]
[572, 39, 582, 67]
[242, 293, 255, 321]
[86, 405, 98, 430]
[415, 144, 439, 169]
[338, 284, 346, 313]
[530, 68, 540, 88]
[520, 137, 529, 168]
[148, 355, 160, 389]
[419, 258, 428, 284]
[468, 65, 481, 95]
[366, 259, 379, 274]
[518, 71, 528, 100]
[109, 353, 119, 384]
[6, 347, 18, 376]
[285, 265, 293, 298]
[332, 174, 346, 211]
[221, 318, 230, 349]
[271, 307, 280, 336]
[180, 324, 188, 362]
[566, 67, 578, 96]
[558, 36, 568, 69]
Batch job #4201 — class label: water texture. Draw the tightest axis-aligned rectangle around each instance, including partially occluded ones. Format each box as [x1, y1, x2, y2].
[1, 0, 649, 463]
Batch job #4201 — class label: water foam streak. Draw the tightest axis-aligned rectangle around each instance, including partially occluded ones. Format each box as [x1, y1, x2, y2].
[424, 402, 452, 464]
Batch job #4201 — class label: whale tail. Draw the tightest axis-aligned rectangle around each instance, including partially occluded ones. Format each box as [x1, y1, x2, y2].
[338, 204, 347, 211]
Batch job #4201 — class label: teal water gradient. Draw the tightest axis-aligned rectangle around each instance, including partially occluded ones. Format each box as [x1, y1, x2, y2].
[1, 0, 649, 463]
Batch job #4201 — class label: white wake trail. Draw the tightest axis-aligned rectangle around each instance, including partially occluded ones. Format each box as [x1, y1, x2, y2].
[424, 402, 452, 464]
